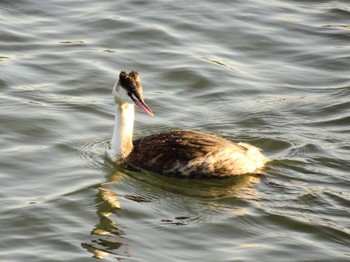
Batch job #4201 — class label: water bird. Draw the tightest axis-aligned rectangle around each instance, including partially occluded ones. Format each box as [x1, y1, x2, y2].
[107, 71, 269, 177]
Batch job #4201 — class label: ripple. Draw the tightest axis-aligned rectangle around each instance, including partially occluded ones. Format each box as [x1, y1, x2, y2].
[59, 40, 86, 46]
[60, 134, 108, 170]
[1, 0, 350, 261]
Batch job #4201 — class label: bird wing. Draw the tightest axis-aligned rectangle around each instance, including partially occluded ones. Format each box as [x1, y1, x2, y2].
[126, 130, 244, 175]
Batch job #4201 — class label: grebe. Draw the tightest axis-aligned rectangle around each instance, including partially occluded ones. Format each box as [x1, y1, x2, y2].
[107, 71, 269, 177]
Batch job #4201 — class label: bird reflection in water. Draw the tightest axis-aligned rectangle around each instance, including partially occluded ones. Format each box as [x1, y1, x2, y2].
[82, 167, 268, 259]
[81, 170, 131, 260]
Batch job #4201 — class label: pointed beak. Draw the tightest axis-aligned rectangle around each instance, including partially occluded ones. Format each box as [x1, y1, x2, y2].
[134, 99, 153, 116]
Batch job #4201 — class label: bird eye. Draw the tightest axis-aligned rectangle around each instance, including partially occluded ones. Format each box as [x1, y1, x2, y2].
[128, 92, 137, 102]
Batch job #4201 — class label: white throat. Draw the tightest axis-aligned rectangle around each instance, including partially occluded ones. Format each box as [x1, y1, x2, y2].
[107, 102, 135, 162]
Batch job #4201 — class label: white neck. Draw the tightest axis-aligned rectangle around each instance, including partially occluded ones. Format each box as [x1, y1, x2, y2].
[107, 103, 135, 162]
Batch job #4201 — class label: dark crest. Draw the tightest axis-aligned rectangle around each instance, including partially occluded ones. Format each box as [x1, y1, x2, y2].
[119, 71, 144, 102]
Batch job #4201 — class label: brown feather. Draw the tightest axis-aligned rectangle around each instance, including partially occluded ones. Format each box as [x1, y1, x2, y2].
[126, 130, 267, 177]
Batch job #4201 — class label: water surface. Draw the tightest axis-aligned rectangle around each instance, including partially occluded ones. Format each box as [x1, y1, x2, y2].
[1, 0, 349, 261]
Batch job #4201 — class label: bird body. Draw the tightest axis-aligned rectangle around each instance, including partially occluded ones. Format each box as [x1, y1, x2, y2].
[107, 71, 269, 178]
[128, 130, 267, 177]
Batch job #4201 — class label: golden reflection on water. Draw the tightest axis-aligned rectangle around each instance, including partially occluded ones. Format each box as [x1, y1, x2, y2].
[205, 175, 261, 199]
[82, 170, 131, 260]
